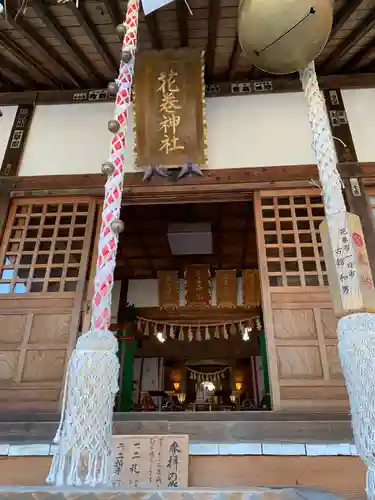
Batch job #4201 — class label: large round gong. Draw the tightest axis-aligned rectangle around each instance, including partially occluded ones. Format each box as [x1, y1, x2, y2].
[238, 0, 333, 75]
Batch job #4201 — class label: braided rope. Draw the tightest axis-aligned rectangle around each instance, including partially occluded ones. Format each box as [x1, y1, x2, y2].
[91, 0, 140, 332]
[300, 62, 361, 309]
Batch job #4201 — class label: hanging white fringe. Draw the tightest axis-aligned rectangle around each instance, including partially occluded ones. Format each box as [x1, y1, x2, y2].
[169, 325, 175, 339]
[47, 331, 119, 486]
[205, 325, 210, 340]
[214, 325, 220, 339]
[178, 326, 184, 341]
[338, 313, 375, 500]
[196, 325, 202, 341]
[223, 325, 229, 340]
[188, 325, 193, 342]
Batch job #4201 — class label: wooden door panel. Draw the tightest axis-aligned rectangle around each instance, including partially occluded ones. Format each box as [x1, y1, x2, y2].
[0, 198, 96, 411]
[255, 190, 348, 411]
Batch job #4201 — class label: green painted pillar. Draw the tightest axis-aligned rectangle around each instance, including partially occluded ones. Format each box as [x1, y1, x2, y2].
[259, 330, 271, 410]
[116, 329, 136, 412]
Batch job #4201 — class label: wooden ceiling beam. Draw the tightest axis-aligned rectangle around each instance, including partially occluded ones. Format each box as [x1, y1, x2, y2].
[319, 6, 375, 72]
[330, 0, 363, 39]
[0, 54, 35, 87]
[143, 10, 163, 50]
[176, 0, 189, 47]
[66, 2, 118, 75]
[206, 0, 221, 79]
[339, 34, 375, 72]
[226, 37, 242, 81]
[102, 0, 123, 26]
[31, 0, 94, 87]
[0, 32, 57, 88]
[6, 7, 75, 88]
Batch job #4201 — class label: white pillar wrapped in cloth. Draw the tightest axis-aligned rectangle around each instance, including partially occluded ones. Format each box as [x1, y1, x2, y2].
[239, 1, 375, 499]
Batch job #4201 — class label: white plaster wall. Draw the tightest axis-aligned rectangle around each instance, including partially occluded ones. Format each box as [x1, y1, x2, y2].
[0, 106, 17, 165]
[18, 93, 318, 176]
[342, 89, 375, 163]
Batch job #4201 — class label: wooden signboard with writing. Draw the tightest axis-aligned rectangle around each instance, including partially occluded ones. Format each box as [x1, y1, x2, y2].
[112, 435, 189, 488]
[1, 104, 34, 176]
[320, 212, 375, 317]
[184, 265, 211, 307]
[216, 269, 237, 308]
[158, 270, 180, 309]
[134, 49, 206, 169]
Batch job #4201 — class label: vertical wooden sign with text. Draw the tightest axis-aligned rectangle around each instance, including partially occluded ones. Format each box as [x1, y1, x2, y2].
[134, 49, 206, 169]
[1, 104, 34, 176]
[323, 89, 357, 163]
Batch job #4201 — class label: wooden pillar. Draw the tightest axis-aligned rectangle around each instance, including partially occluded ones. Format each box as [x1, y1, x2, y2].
[1, 104, 35, 176]
[324, 89, 375, 280]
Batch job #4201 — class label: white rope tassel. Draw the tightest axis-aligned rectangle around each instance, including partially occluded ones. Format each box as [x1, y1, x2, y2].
[338, 313, 375, 500]
[47, 331, 119, 486]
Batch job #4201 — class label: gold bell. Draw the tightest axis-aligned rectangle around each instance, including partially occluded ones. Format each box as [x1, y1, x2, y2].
[121, 51, 132, 64]
[107, 81, 118, 95]
[111, 219, 125, 234]
[116, 23, 127, 35]
[108, 120, 120, 133]
[101, 161, 115, 176]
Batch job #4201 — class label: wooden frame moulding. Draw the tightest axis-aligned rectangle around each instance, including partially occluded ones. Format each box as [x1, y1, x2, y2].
[2, 163, 375, 205]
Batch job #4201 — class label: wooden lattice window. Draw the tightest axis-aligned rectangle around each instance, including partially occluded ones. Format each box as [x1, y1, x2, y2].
[260, 192, 328, 288]
[0, 199, 94, 294]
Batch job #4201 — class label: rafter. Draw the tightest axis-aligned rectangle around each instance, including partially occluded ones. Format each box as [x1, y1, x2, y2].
[226, 37, 242, 81]
[206, 0, 221, 79]
[67, 1, 118, 74]
[339, 35, 375, 72]
[0, 54, 35, 87]
[319, 6, 375, 72]
[31, 0, 91, 87]
[330, 0, 363, 39]
[6, 6, 75, 87]
[176, 0, 189, 47]
[102, 0, 123, 27]
[143, 10, 163, 50]
[31, 0, 101, 86]
[0, 32, 57, 88]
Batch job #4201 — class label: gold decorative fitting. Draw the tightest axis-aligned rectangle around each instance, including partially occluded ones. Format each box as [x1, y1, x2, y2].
[108, 119, 120, 133]
[107, 81, 118, 95]
[111, 220, 125, 234]
[101, 161, 115, 176]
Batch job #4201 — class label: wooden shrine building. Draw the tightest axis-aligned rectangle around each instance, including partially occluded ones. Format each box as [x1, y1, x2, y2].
[1, 0, 375, 496]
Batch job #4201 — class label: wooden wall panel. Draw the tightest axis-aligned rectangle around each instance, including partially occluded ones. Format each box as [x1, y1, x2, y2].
[0, 198, 96, 411]
[255, 190, 348, 411]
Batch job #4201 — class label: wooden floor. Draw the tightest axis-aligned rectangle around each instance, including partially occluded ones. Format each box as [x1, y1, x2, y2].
[0, 411, 353, 444]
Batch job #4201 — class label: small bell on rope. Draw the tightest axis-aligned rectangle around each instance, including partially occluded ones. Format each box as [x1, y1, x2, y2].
[110, 219, 124, 234]
[121, 50, 133, 64]
[214, 325, 220, 339]
[46, 331, 119, 486]
[107, 81, 118, 95]
[188, 326, 193, 342]
[205, 325, 210, 340]
[116, 23, 127, 35]
[101, 161, 115, 176]
[169, 325, 175, 339]
[108, 119, 120, 133]
[178, 326, 184, 341]
[196, 325, 202, 341]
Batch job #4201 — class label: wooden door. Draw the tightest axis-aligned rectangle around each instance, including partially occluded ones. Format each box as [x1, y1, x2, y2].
[0, 198, 96, 411]
[254, 189, 348, 411]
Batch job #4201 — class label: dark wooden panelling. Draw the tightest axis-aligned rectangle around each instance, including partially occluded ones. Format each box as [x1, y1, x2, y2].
[0, 104, 34, 176]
